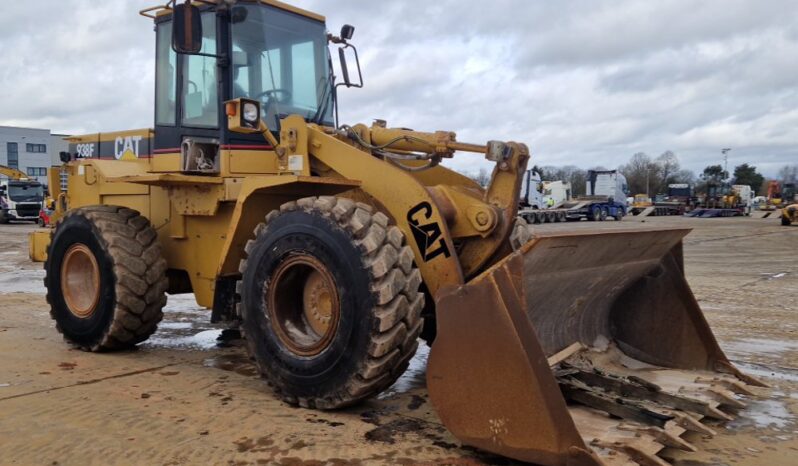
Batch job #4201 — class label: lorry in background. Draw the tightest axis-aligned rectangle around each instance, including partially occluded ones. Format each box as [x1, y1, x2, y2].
[630, 184, 695, 217]
[519, 170, 546, 210]
[0, 165, 46, 224]
[519, 169, 628, 223]
[542, 180, 571, 207]
[519, 171, 573, 210]
[687, 182, 751, 218]
[732, 184, 753, 215]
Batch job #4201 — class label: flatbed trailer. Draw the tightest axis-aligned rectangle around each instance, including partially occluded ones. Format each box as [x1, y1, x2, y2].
[631, 202, 686, 217]
[684, 207, 746, 218]
[519, 197, 626, 224]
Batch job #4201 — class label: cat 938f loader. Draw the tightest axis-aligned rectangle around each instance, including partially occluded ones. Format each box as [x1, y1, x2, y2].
[29, 2, 765, 464]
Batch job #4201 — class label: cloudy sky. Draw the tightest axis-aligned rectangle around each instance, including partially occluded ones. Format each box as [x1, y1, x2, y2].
[1, 1, 796, 176]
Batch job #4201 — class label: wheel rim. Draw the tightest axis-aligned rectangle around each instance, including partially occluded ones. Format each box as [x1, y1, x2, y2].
[60, 243, 101, 319]
[266, 255, 341, 357]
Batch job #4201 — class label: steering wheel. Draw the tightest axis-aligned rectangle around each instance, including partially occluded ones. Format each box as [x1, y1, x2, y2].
[255, 89, 292, 106]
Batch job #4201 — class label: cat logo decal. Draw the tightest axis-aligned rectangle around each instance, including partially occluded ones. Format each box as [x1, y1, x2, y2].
[406, 202, 452, 262]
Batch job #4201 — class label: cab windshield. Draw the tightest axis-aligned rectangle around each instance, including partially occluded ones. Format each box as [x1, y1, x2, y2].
[8, 182, 44, 203]
[231, 5, 334, 129]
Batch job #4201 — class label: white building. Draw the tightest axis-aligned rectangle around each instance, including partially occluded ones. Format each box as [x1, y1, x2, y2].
[0, 126, 69, 187]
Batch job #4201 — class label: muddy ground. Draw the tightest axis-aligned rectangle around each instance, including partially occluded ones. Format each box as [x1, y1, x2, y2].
[0, 215, 796, 466]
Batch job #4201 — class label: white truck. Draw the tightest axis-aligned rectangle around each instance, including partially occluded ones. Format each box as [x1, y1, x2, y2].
[542, 181, 572, 207]
[0, 165, 45, 224]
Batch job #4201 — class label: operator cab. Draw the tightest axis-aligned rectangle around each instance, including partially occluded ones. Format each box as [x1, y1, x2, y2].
[151, 1, 358, 174]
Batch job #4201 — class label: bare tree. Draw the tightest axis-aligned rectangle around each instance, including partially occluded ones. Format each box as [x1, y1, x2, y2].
[672, 169, 696, 185]
[656, 151, 680, 190]
[473, 168, 490, 187]
[778, 165, 798, 185]
[620, 153, 661, 196]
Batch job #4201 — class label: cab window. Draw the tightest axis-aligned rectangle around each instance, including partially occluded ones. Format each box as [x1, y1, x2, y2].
[181, 13, 218, 128]
[155, 22, 177, 126]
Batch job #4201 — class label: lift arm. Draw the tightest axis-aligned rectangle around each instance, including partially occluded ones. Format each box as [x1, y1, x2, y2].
[0, 164, 30, 181]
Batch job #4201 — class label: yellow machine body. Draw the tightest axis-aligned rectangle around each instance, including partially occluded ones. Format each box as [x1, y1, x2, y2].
[782, 204, 797, 226]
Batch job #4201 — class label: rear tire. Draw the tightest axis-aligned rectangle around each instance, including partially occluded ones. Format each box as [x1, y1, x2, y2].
[45, 206, 167, 351]
[589, 205, 601, 221]
[783, 216, 792, 226]
[238, 197, 423, 409]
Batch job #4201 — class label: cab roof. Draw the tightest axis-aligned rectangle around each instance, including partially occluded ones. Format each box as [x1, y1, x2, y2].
[140, 0, 325, 23]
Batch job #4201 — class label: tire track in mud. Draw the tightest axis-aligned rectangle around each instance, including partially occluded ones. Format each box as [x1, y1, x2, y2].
[683, 228, 786, 246]
[0, 363, 178, 402]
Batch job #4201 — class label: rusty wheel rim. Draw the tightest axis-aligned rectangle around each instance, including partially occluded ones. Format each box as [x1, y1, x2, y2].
[267, 255, 340, 357]
[60, 243, 101, 319]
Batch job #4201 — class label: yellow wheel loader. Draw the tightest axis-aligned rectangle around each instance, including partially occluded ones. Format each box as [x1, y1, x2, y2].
[30, 1, 765, 464]
[783, 204, 797, 226]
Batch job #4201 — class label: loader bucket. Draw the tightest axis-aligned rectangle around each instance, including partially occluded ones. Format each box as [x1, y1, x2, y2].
[427, 227, 763, 466]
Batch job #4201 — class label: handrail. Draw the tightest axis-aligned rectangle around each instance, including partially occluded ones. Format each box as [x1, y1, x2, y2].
[139, 0, 175, 19]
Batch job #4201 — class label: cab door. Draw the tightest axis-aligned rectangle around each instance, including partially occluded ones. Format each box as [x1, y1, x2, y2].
[152, 10, 223, 173]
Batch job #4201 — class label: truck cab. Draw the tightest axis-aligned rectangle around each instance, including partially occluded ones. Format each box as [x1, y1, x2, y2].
[585, 170, 629, 206]
[0, 179, 44, 224]
[519, 170, 545, 209]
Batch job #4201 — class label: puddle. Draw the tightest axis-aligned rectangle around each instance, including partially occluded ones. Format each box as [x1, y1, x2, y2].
[141, 293, 224, 351]
[158, 322, 194, 330]
[732, 361, 798, 383]
[722, 338, 798, 357]
[203, 353, 259, 377]
[0, 269, 45, 294]
[162, 294, 204, 313]
[759, 272, 789, 280]
[145, 329, 223, 350]
[730, 398, 795, 430]
[379, 342, 429, 398]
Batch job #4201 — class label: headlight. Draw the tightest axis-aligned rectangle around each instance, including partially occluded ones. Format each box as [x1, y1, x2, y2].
[242, 102, 259, 127]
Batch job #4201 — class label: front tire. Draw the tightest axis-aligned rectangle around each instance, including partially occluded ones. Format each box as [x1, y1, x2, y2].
[45, 206, 167, 351]
[239, 197, 423, 409]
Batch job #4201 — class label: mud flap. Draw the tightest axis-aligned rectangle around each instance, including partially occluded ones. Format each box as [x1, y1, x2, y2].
[427, 227, 762, 466]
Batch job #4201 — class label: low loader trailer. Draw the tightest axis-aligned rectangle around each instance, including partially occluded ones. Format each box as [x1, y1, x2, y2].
[519, 170, 628, 223]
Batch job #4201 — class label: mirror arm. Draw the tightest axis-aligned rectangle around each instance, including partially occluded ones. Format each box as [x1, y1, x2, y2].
[334, 44, 364, 90]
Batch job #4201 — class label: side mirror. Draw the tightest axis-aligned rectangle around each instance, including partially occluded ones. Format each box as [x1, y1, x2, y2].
[337, 45, 363, 89]
[340, 24, 355, 41]
[172, 2, 203, 54]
